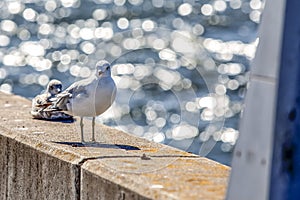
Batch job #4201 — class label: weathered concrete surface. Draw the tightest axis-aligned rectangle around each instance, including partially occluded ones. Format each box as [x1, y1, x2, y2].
[0, 91, 229, 200]
[0, 127, 8, 199]
[0, 130, 80, 200]
[81, 156, 228, 200]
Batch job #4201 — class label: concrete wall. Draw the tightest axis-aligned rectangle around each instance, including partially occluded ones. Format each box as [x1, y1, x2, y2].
[0, 92, 229, 200]
[0, 132, 80, 199]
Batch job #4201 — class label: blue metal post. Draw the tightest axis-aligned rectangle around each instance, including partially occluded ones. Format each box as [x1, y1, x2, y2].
[270, 0, 300, 199]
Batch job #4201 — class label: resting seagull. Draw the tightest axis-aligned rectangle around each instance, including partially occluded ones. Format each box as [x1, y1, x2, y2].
[49, 60, 116, 142]
[31, 79, 72, 120]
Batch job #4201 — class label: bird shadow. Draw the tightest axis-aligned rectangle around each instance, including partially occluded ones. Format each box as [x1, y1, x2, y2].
[51, 141, 141, 150]
[33, 117, 75, 123]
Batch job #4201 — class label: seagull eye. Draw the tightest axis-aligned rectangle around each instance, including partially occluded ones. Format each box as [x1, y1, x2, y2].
[106, 66, 110, 70]
[50, 86, 54, 90]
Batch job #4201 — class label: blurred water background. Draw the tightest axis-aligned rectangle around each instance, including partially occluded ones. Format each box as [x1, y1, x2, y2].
[0, 0, 264, 165]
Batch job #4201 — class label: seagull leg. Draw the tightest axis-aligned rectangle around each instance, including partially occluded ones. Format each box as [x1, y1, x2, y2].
[92, 117, 95, 142]
[80, 117, 84, 143]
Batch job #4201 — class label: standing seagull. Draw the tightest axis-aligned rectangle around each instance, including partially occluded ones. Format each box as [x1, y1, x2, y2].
[31, 79, 72, 120]
[50, 60, 116, 142]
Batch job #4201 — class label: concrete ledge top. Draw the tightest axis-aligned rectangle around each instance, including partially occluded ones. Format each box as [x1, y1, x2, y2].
[0, 92, 229, 200]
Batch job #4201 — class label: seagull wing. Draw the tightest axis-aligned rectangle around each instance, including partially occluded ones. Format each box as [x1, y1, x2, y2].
[32, 93, 51, 108]
[49, 77, 94, 111]
[65, 78, 92, 95]
[31, 93, 53, 118]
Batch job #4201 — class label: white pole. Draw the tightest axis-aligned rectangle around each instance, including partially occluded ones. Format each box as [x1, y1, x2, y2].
[226, 0, 286, 199]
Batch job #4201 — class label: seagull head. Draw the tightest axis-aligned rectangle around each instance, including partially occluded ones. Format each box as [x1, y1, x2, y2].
[47, 79, 62, 95]
[96, 60, 111, 77]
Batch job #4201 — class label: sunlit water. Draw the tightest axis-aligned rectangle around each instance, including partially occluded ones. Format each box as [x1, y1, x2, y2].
[0, 0, 264, 165]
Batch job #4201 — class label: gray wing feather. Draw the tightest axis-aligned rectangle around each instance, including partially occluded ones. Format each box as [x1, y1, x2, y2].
[48, 78, 93, 111]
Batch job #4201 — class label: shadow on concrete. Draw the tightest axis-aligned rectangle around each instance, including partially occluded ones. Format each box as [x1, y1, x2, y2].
[32, 117, 75, 123]
[76, 154, 200, 164]
[52, 141, 141, 150]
